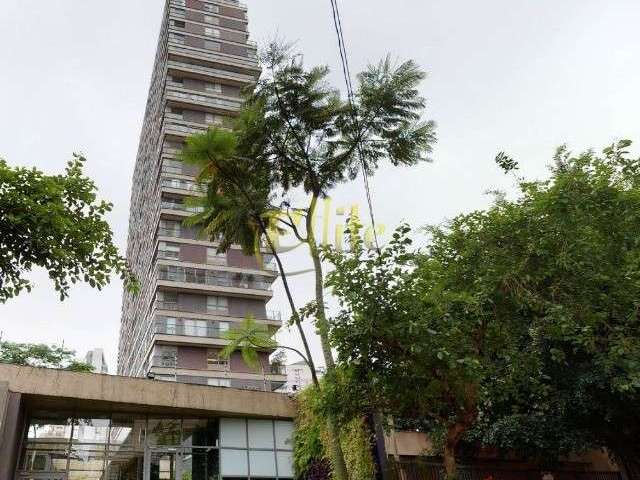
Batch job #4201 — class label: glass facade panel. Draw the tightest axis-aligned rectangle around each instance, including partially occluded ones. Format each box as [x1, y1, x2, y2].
[182, 419, 219, 447]
[105, 451, 144, 480]
[274, 421, 294, 451]
[179, 449, 218, 480]
[68, 445, 106, 470]
[68, 472, 106, 480]
[276, 451, 294, 478]
[220, 449, 248, 477]
[147, 419, 181, 446]
[110, 415, 146, 450]
[220, 418, 246, 448]
[248, 420, 274, 449]
[249, 450, 277, 477]
[27, 414, 74, 442]
[74, 418, 110, 444]
[21, 449, 68, 472]
[19, 413, 295, 480]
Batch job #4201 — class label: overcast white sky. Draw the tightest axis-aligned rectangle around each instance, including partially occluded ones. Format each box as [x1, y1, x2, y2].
[1, 0, 639, 372]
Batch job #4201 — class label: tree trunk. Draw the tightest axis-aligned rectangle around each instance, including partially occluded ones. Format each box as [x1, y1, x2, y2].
[262, 230, 319, 386]
[305, 193, 349, 480]
[443, 423, 465, 480]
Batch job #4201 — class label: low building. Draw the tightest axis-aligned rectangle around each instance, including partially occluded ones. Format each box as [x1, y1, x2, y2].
[276, 361, 324, 394]
[0, 364, 296, 480]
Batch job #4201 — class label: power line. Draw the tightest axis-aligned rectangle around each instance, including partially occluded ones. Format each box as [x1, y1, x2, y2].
[329, 0, 381, 253]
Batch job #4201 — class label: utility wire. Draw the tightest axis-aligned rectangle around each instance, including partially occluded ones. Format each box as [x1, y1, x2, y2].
[329, 0, 381, 253]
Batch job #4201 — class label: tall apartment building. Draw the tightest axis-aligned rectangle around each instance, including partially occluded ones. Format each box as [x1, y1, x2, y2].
[85, 348, 109, 374]
[119, 0, 286, 392]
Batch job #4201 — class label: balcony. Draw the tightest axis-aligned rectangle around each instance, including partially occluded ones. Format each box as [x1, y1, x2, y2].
[155, 300, 282, 322]
[166, 87, 243, 112]
[157, 265, 273, 291]
[154, 318, 228, 339]
[166, 60, 256, 85]
[161, 177, 205, 194]
[161, 200, 205, 214]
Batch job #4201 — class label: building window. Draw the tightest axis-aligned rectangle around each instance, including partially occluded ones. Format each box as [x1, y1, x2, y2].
[204, 15, 219, 25]
[205, 82, 222, 94]
[171, 19, 186, 28]
[206, 248, 226, 265]
[204, 40, 220, 51]
[158, 242, 180, 260]
[204, 27, 221, 38]
[218, 321, 230, 332]
[203, 3, 219, 13]
[205, 113, 223, 126]
[207, 350, 229, 369]
[206, 296, 228, 314]
[162, 159, 183, 175]
[184, 318, 207, 337]
[157, 291, 178, 310]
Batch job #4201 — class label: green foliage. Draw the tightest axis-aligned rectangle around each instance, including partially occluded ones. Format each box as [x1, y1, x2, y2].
[294, 384, 376, 480]
[220, 315, 277, 371]
[0, 341, 93, 372]
[0, 154, 137, 302]
[325, 140, 640, 474]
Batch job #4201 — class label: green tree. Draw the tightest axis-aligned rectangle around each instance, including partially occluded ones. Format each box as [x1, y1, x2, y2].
[185, 41, 436, 480]
[0, 341, 93, 372]
[325, 140, 640, 478]
[325, 221, 530, 479]
[0, 154, 137, 302]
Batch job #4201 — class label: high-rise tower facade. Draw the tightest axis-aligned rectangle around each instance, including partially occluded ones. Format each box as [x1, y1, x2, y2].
[119, 0, 285, 392]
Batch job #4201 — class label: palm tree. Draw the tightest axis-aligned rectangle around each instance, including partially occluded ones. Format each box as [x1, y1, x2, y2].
[220, 315, 315, 381]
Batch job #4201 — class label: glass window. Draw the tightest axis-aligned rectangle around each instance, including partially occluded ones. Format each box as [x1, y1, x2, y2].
[68, 445, 106, 470]
[73, 417, 109, 444]
[220, 449, 248, 477]
[105, 450, 144, 480]
[182, 419, 219, 447]
[68, 472, 106, 480]
[206, 296, 228, 313]
[203, 3, 219, 13]
[218, 321, 230, 332]
[21, 448, 68, 472]
[276, 451, 295, 478]
[220, 418, 246, 448]
[27, 414, 74, 441]
[249, 450, 277, 477]
[204, 40, 220, 51]
[147, 418, 181, 446]
[207, 350, 228, 369]
[204, 15, 219, 25]
[109, 415, 146, 450]
[248, 419, 274, 449]
[204, 27, 220, 38]
[274, 421, 294, 451]
[184, 319, 207, 336]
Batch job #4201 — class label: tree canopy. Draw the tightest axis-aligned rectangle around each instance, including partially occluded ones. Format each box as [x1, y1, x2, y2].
[0, 341, 93, 372]
[325, 140, 640, 477]
[0, 154, 137, 302]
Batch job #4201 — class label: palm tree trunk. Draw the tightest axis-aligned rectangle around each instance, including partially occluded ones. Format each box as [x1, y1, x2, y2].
[305, 193, 349, 480]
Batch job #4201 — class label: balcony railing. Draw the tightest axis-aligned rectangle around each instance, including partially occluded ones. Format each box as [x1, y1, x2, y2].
[161, 201, 205, 214]
[158, 266, 272, 291]
[161, 178, 205, 193]
[154, 300, 282, 322]
[166, 88, 243, 111]
[157, 227, 201, 241]
[154, 319, 228, 339]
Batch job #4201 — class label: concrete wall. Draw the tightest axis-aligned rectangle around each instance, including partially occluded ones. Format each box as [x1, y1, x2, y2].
[0, 364, 295, 420]
[0, 383, 24, 480]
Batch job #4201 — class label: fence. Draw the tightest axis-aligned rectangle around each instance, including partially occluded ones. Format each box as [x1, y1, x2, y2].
[387, 461, 622, 480]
